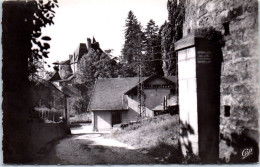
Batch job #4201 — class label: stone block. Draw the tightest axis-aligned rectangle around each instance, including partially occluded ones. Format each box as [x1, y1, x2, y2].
[222, 86, 231, 95]
[244, 0, 258, 14]
[221, 75, 238, 84]
[226, 5, 244, 21]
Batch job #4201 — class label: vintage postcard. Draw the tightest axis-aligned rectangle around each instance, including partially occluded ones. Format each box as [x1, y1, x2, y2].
[2, 0, 259, 164]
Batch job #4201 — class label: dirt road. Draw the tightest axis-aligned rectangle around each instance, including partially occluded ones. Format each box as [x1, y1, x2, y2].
[31, 134, 157, 165]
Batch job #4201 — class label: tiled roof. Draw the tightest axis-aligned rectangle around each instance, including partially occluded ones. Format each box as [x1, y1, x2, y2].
[88, 77, 148, 111]
[89, 76, 177, 111]
[48, 71, 61, 81]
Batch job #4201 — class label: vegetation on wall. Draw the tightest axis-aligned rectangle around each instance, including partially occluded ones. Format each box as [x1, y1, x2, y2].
[2, 0, 59, 163]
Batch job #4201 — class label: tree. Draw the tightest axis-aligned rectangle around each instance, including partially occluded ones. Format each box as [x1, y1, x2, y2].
[121, 11, 145, 77]
[2, 0, 58, 163]
[143, 19, 164, 76]
[74, 48, 119, 111]
[160, 0, 185, 76]
[122, 11, 144, 63]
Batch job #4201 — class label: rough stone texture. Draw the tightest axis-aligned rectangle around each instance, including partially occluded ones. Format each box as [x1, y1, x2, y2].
[181, 0, 258, 163]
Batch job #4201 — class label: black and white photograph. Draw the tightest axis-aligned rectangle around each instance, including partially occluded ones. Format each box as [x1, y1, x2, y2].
[2, 0, 259, 164]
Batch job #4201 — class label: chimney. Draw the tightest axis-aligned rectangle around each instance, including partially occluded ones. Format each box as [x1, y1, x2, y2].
[96, 42, 100, 48]
[86, 38, 91, 50]
[92, 36, 96, 43]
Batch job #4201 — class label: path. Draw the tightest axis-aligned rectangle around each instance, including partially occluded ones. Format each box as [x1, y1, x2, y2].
[70, 123, 111, 134]
[31, 134, 157, 165]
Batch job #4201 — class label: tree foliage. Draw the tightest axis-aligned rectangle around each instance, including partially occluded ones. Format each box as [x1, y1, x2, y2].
[30, 0, 59, 81]
[160, 0, 185, 76]
[74, 48, 119, 111]
[121, 11, 164, 77]
[2, 0, 58, 163]
[120, 11, 145, 77]
[122, 11, 144, 63]
[143, 19, 164, 76]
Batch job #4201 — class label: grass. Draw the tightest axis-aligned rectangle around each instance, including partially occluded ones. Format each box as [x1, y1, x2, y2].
[109, 114, 183, 163]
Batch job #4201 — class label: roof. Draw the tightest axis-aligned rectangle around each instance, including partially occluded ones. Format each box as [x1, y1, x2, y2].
[88, 75, 177, 111]
[152, 96, 177, 111]
[48, 71, 61, 81]
[34, 79, 68, 97]
[59, 59, 70, 65]
[53, 61, 59, 65]
[124, 75, 177, 94]
[88, 77, 148, 111]
[166, 76, 177, 83]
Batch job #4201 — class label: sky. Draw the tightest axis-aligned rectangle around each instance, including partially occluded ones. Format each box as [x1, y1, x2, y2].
[42, 0, 168, 70]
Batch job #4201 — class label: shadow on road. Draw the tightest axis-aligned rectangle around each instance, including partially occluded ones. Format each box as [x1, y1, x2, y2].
[28, 134, 159, 165]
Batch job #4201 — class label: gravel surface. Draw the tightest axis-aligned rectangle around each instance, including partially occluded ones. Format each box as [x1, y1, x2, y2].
[30, 134, 157, 165]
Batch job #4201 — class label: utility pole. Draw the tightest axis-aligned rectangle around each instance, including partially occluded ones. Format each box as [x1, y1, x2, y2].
[138, 57, 142, 117]
[134, 31, 147, 118]
[137, 46, 146, 117]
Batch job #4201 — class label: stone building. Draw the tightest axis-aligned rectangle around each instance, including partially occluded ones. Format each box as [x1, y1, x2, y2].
[48, 37, 103, 116]
[49, 37, 102, 86]
[174, 0, 258, 163]
[70, 43, 88, 74]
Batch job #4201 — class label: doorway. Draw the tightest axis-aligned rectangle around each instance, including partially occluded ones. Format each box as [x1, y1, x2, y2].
[111, 111, 121, 126]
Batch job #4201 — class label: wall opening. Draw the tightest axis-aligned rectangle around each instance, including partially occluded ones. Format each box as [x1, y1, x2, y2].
[224, 105, 230, 117]
[223, 22, 230, 36]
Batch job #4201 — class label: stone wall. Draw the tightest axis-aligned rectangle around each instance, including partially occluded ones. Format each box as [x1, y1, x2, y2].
[28, 122, 69, 160]
[180, 0, 258, 162]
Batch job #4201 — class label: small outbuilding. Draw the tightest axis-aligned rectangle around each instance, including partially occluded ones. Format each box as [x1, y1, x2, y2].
[88, 75, 177, 131]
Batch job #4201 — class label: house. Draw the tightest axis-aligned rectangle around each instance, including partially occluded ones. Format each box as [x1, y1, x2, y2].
[47, 37, 105, 117]
[48, 37, 103, 86]
[88, 75, 177, 131]
[70, 37, 102, 73]
[69, 43, 88, 73]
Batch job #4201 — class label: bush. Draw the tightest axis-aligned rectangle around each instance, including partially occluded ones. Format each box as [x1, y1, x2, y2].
[70, 112, 92, 124]
[33, 107, 64, 123]
[72, 97, 85, 114]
